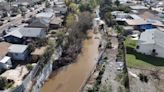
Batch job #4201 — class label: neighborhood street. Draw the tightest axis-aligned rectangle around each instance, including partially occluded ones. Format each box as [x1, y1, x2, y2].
[0, 3, 45, 34]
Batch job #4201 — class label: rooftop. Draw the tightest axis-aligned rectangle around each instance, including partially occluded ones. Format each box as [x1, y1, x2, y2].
[129, 14, 141, 19]
[31, 46, 47, 56]
[36, 12, 54, 19]
[50, 17, 63, 24]
[5, 27, 45, 38]
[29, 18, 50, 28]
[126, 19, 150, 25]
[139, 11, 160, 20]
[130, 5, 148, 10]
[123, 26, 134, 30]
[8, 44, 28, 53]
[149, 20, 164, 27]
[0, 56, 11, 64]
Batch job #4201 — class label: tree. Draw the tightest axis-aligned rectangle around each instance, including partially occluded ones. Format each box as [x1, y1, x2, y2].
[115, 0, 120, 7]
[64, 0, 70, 6]
[58, 12, 93, 64]
[35, 38, 47, 47]
[26, 64, 33, 70]
[45, 0, 51, 8]
[66, 13, 75, 27]
[115, 25, 123, 34]
[28, 43, 35, 53]
[0, 77, 7, 89]
[69, 3, 78, 13]
[0, 77, 14, 90]
[99, 0, 113, 17]
[105, 12, 113, 26]
[117, 5, 131, 13]
[89, 0, 97, 9]
[79, 3, 92, 12]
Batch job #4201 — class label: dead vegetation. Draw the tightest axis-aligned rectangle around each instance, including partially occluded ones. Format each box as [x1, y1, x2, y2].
[53, 12, 93, 69]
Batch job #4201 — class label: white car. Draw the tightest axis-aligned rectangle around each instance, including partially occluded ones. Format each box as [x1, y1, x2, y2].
[116, 62, 124, 71]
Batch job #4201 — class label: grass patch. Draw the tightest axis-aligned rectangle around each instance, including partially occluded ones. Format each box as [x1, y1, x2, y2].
[124, 37, 136, 48]
[126, 51, 164, 71]
[124, 37, 164, 72]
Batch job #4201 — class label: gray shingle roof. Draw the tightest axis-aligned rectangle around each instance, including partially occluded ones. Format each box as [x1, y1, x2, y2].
[8, 44, 28, 53]
[29, 18, 50, 28]
[36, 12, 54, 19]
[4, 27, 45, 38]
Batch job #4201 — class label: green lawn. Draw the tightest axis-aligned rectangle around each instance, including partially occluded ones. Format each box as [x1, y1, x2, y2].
[126, 52, 164, 70]
[124, 37, 136, 48]
[124, 37, 164, 72]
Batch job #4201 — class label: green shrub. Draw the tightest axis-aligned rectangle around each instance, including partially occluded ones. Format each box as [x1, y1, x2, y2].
[139, 73, 149, 83]
[26, 64, 33, 71]
[0, 77, 14, 90]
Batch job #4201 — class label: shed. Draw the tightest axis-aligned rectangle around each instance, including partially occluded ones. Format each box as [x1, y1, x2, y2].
[0, 56, 12, 70]
[8, 44, 28, 61]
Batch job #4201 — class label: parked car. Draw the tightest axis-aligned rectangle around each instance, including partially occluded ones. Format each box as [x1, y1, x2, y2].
[116, 62, 124, 71]
[0, 37, 4, 42]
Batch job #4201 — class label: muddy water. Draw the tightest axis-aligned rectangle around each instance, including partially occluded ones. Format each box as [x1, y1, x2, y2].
[41, 31, 100, 92]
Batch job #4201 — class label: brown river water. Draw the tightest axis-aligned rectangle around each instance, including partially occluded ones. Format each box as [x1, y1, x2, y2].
[41, 31, 100, 92]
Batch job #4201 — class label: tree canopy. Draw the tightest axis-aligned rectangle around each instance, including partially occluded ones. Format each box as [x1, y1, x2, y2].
[115, 0, 120, 7]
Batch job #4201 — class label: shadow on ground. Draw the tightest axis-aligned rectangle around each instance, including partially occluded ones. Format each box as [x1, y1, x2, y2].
[126, 47, 164, 66]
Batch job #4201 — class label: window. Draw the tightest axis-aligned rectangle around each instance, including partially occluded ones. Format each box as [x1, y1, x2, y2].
[14, 53, 19, 56]
[136, 45, 140, 49]
[152, 49, 156, 53]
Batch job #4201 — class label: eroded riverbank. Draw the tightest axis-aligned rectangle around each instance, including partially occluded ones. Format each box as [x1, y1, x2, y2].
[41, 30, 101, 92]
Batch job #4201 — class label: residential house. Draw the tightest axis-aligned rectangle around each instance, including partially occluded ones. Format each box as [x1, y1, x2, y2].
[50, 17, 63, 29]
[53, 6, 67, 15]
[53, 1, 67, 15]
[157, 12, 164, 17]
[136, 29, 164, 58]
[28, 12, 54, 29]
[35, 12, 54, 20]
[117, 0, 129, 4]
[130, 5, 148, 10]
[147, 19, 164, 28]
[4, 27, 46, 44]
[28, 18, 50, 29]
[7, 44, 28, 61]
[12, 0, 41, 7]
[111, 11, 128, 24]
[139, 11, 161, 20]
[111, 11, 142, 25]
[125, 19, 153, 31]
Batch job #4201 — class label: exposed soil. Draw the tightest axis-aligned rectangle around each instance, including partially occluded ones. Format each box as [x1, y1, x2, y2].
[128, 68, 164, 92]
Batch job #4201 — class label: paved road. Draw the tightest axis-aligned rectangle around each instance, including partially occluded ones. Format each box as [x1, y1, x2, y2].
[0, 3, 46, 34]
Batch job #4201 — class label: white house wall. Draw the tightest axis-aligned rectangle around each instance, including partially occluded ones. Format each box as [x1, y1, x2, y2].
[136, 43, 164, 58]
[154, 45, 164, 58]
[136, 43, 154, 55]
